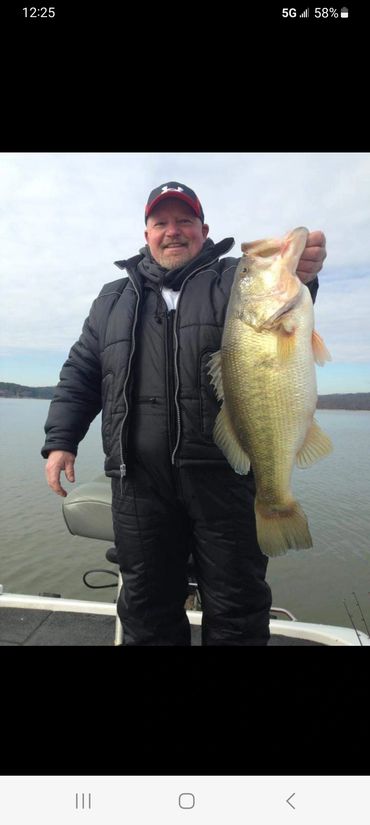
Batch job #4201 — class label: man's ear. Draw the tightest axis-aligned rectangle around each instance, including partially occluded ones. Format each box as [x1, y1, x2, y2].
[202, 223, 209, 239]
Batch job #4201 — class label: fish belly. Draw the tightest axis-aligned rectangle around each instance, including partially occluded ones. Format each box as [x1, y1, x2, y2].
[224, 321, 315, 500]
[222, 317, 316, 555]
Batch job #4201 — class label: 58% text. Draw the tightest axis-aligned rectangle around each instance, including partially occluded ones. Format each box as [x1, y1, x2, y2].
[282, 8, 340, 16]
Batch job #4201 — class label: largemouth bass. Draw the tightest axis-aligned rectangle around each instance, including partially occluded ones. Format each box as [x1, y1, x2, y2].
[208, 227, 332, 557]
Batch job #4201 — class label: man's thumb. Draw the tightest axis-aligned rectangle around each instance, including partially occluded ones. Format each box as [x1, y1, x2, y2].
[65, 462, 75, 483]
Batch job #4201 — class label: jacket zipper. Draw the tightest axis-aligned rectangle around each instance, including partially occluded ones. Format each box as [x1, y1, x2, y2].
[165, 309, 177, 458]
[118, 270, 140, 491]
[171, 255, 219, 466]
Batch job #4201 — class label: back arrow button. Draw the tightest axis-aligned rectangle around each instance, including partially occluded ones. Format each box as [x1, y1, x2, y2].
[286, 793, 296, 809]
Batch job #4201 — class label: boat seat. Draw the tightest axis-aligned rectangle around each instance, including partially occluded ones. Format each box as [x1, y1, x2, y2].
[62, 474, 114, 542]
[62, 475, 122, 644]
[63, 477, 200, 578]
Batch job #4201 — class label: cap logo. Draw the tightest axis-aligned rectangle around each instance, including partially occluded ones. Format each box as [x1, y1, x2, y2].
[161, 185, 184, 193]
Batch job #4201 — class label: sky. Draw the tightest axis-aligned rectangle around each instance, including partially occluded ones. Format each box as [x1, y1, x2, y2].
[0, 152, 369, 394]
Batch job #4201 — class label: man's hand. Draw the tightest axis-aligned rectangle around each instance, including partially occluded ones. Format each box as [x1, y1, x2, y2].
[297, 231, 327, 284]
[45, 450, 76, 497]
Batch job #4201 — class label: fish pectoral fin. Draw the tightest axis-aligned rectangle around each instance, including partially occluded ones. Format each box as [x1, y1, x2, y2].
[276, 324, 296, 362]
[312, 329, 332, 366]
[213, 404, 251, 475]
[296, 418, 333, 468]
[208, 349, 224, 401]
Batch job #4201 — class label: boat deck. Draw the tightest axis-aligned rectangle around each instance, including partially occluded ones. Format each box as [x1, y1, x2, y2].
[0, 607, 325, 646]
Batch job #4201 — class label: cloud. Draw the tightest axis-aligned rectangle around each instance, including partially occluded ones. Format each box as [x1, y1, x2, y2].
[313, 266, 370, 362]
[1, 152, 369, 372]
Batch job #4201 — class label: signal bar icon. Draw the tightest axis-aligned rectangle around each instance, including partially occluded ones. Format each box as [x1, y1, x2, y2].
[300, 7, 309, 16]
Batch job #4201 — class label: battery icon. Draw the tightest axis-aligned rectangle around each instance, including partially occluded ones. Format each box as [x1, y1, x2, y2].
[340, 6, 349, 16]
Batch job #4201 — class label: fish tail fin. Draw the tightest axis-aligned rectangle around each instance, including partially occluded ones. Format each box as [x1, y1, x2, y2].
[255, 497, 313, 557]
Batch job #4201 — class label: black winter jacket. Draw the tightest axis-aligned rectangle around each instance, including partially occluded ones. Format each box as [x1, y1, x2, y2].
[41, 238, 319, 481]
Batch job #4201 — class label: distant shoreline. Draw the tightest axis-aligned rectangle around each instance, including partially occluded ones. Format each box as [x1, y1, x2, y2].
[0, 382, 55, 400]
[1, 382, 369, 410]
[316, 393, 370, 411]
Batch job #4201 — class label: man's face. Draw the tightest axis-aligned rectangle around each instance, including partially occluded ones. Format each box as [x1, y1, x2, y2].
[145, 198, 209, 270]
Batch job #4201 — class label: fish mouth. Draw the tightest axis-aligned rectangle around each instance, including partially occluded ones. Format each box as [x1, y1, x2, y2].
[280, 227, 309, 273]
[241, 238, 282, 258]
[238, 227, 308, 331]
[241, 227, 309, 273]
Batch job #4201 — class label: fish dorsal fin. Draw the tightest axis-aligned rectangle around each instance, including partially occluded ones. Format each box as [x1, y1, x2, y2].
[296, 418, 333, 468]
[312, 329, 332, 366]
[208, 350, 224, 401]
[213, 405, 251, 475]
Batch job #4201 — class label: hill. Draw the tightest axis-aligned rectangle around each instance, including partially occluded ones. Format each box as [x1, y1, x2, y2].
[0, 382, 56, 400]
[316, 393, 370, 410]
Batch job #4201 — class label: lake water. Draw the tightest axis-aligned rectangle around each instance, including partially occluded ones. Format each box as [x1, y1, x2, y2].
[1, 399, 369, 632]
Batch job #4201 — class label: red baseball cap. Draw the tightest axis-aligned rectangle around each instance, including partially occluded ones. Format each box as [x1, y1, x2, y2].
[145, 181, 205, 223]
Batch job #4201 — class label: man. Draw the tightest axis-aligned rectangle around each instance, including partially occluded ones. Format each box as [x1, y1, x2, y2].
[42, 181, 326, 646]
